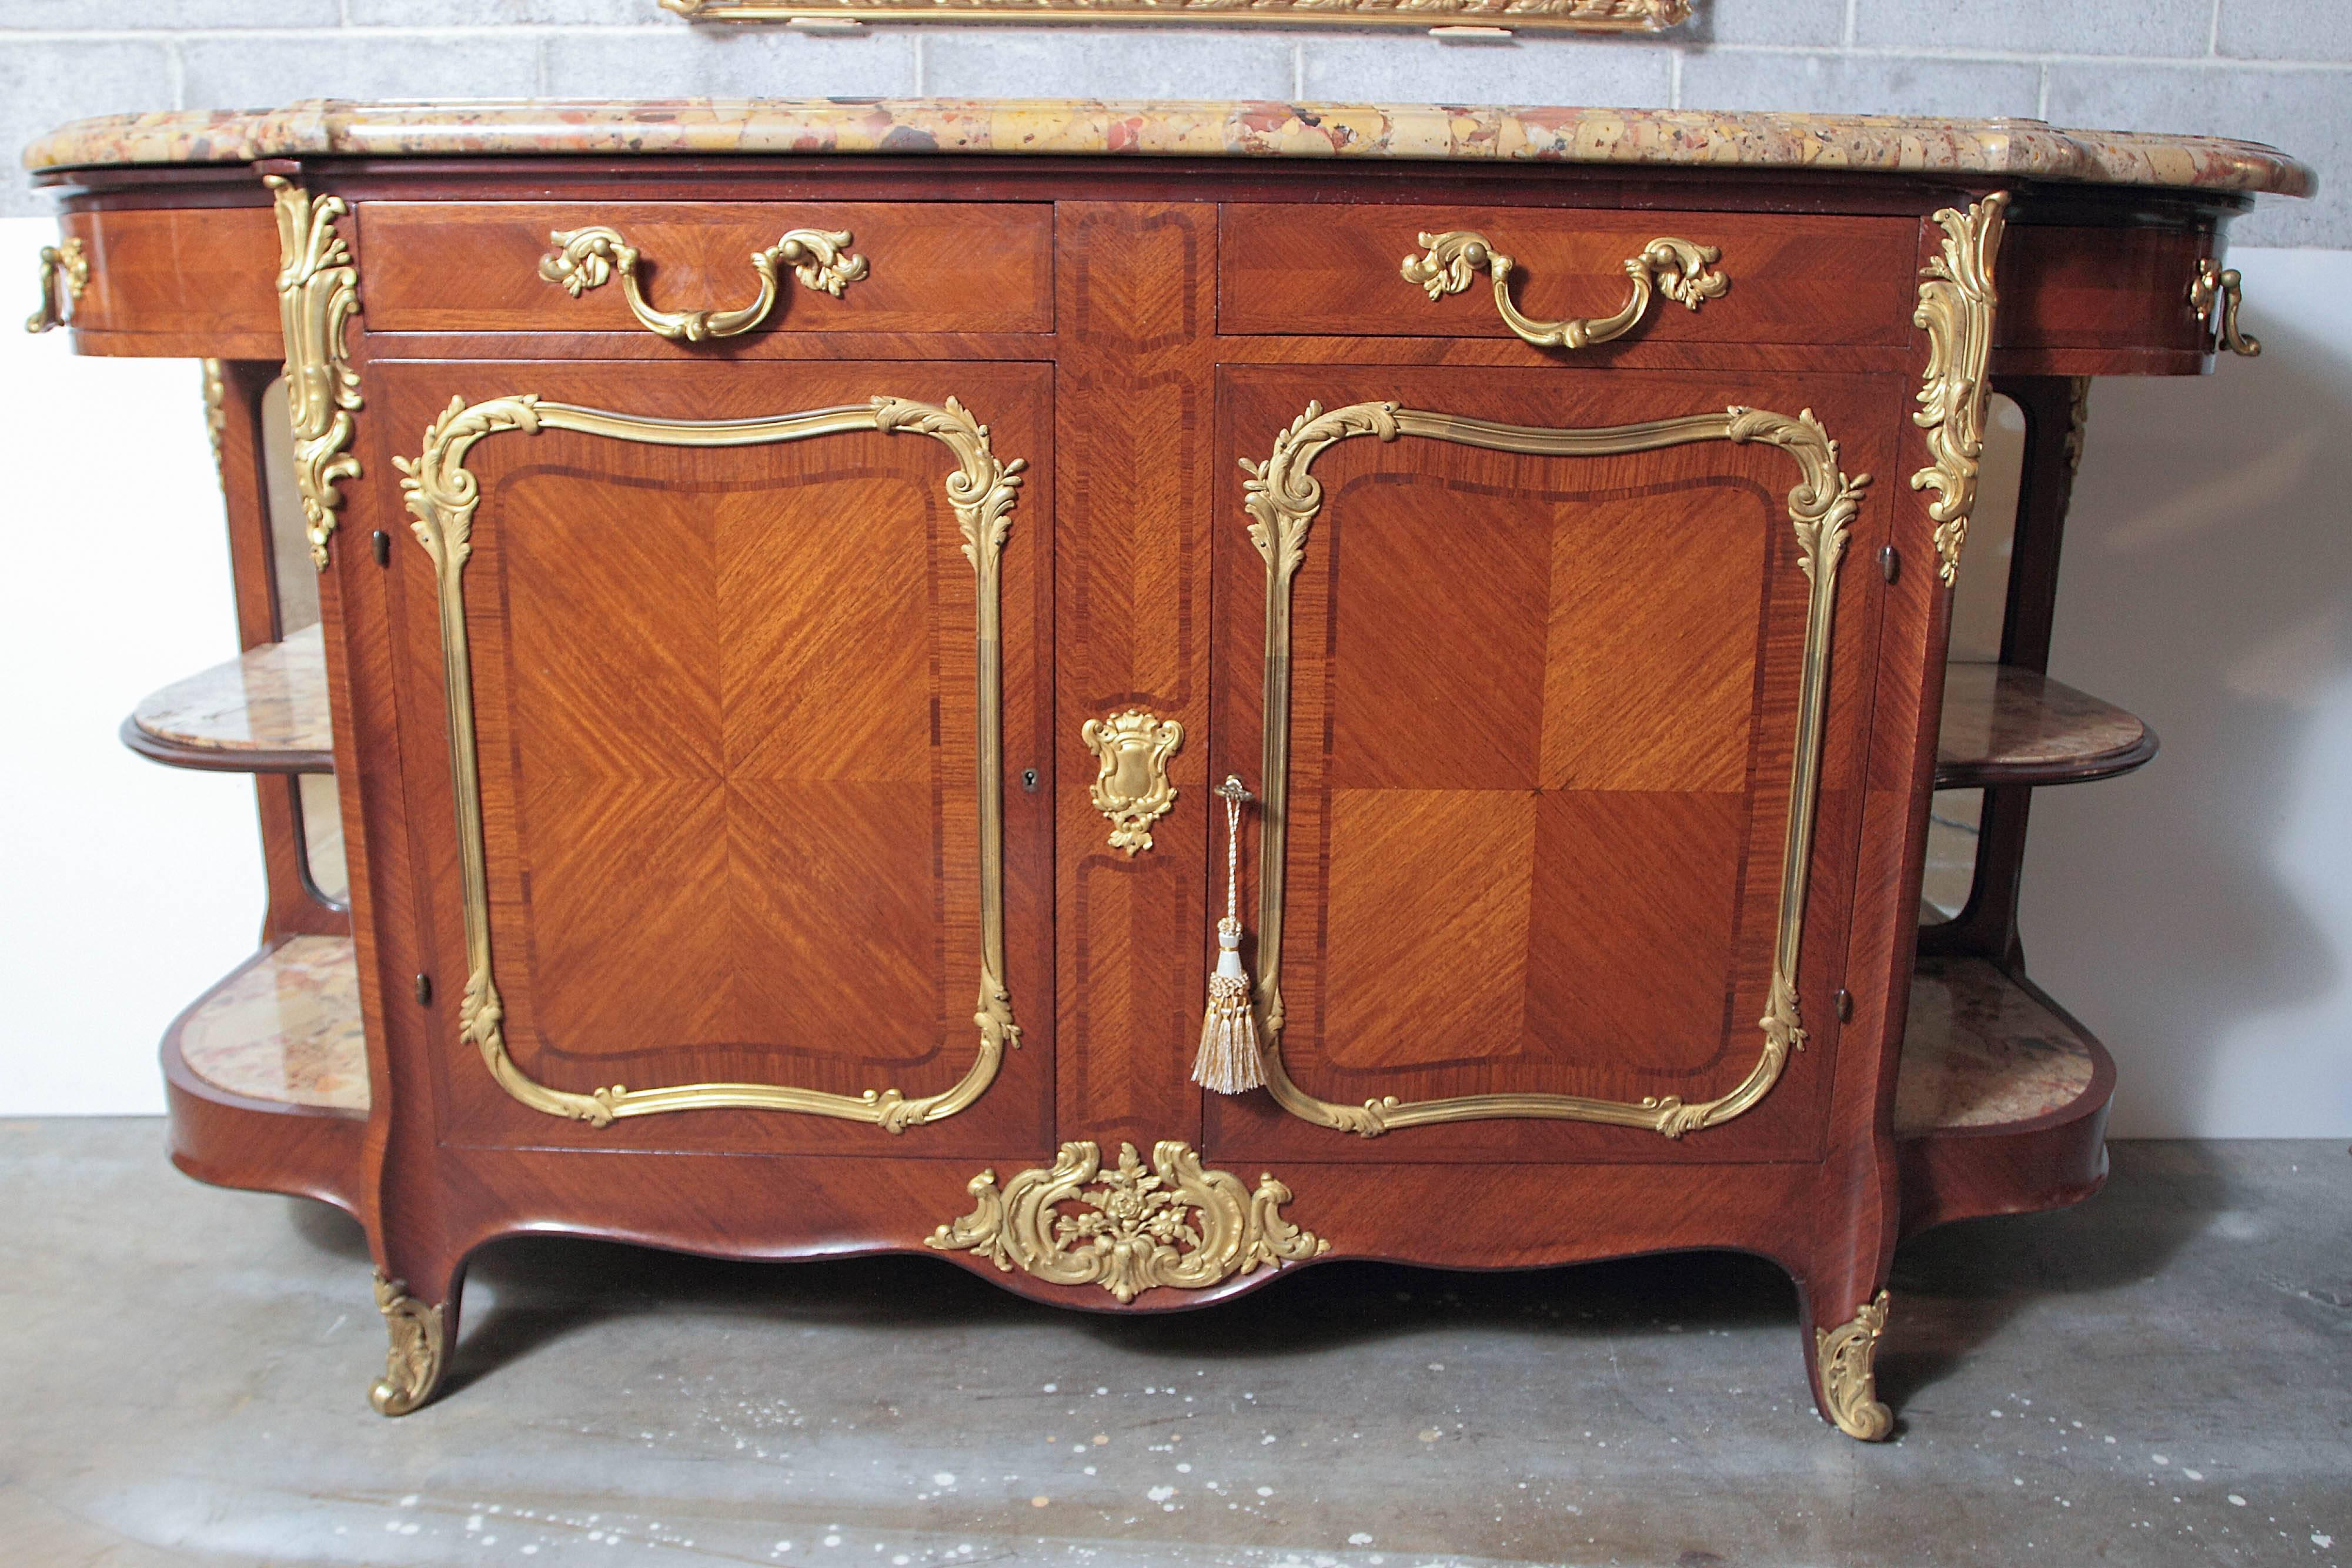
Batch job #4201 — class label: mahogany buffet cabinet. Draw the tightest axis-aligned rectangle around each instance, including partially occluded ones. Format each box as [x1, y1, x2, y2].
[26, 99, 2308, 1437]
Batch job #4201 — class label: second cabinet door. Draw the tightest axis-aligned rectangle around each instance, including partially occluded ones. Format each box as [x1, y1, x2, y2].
[1207, 365, 1903, 1165]
[377, 359, 1054, 1159]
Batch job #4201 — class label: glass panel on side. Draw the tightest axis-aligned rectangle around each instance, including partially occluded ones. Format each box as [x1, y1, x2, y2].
[262, 375, 346, 907]
[1923, 392, 2026, 925]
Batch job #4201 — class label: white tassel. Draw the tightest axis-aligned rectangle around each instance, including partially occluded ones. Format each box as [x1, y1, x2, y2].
[1194, 915, 1265, 1094]
[1194, 781, 1267, 1094]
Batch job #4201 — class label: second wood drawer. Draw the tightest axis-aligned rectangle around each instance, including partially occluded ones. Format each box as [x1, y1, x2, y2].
[1220, 205, 1919, 346]
[360, 201, 1054, 335]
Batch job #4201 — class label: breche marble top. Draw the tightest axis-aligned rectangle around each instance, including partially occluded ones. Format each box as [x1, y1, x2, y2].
[24, 98, 2313, 197]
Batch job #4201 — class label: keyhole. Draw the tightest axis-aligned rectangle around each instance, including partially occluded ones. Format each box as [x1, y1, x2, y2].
[1021, 768, 1040, 793]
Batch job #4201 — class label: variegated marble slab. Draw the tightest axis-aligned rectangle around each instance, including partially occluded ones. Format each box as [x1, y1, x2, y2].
[1895, 957, 2097, 1133]
[178, 935, 368, 1112]
[24, 99, 2313, 197]
[131, 623, 332, 760]
[1937, 662, 2150, 781]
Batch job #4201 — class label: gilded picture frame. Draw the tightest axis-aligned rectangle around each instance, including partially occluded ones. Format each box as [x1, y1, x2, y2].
[663, 0, 1686, 32]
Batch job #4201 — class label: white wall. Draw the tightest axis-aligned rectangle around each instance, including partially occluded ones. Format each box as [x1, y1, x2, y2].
[0, 222, 265, 1115]
[0, 221, 2343, 1134]
[2026, 247, 2352, 1137]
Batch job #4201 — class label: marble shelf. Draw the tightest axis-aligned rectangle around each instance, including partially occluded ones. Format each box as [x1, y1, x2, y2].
[123, 624, 332, 774]
[1934, 663, 2156, 791]
[1894, 957, 2115, 1236]
[1896, 956, 2100, 1133]
[171, 935, 366, 1114]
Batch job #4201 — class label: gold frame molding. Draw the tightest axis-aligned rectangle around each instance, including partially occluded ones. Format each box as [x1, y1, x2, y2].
[539, 223, 868, 342]
[1910, 193, 2008, 587]
[927, 1139, 1328, 1302]
[1402, 229, 1728, 349]
[1241, 400, 1867, 1139]
[1081, 708, 1184, 856]
[395, 393, 1026, 1132]
[267, 175, 364, 571]
[663, 0, 1685, 30]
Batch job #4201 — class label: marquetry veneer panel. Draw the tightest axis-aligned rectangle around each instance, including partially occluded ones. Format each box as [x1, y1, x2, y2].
[1220, 206, 1917, 346]
[360, 201, 1054, 335]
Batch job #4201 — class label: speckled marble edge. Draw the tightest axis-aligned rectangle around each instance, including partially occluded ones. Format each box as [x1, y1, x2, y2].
[23, 99, 2315, 198]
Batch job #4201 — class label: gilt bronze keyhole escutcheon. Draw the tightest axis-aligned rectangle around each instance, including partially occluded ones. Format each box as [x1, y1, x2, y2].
[1080, 709, 1183, 856]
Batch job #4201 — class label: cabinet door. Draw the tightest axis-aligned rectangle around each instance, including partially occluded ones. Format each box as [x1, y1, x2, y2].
[377, 359, 1053, 1158]
[1207, 365, 1900, 1164]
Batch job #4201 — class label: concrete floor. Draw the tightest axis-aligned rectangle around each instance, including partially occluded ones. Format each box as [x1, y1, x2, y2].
[3, 1122, 2346, 1568]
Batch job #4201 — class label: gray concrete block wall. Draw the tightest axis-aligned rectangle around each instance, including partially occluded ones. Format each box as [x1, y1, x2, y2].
[4, 0, 2345, 244]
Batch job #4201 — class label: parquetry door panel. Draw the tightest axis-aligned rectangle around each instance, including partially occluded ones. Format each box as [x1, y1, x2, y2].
[375, 359, 1054, 1158]
[1207, 366, 1899, 1165]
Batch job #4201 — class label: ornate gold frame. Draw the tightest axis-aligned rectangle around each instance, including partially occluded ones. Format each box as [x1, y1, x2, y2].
[663, 0, 1685, 30]
[1241, 401, 1867, 1139]
[396, 393, 1026, 1132]
[928, 1139, 1327, 1302]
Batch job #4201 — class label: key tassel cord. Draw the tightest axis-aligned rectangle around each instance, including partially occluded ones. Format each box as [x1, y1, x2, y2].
[1194, 776, 1267, 1094]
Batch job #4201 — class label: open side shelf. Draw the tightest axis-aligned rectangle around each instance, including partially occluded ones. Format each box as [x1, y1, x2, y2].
[1894, 956, 2114, 1238]
[123, 623, 332, 774]
[158, 934, 2109, 1240]
[161, 934, 365, 1214]
[1935, 663, 2157, 790]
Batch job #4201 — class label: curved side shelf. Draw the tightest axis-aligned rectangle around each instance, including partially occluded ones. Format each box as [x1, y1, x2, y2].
[1935, 663, 2157, 790]
[124, 623, 332, 774]
[161, 934, 367, 1215]
[1895, 956, 2115, 1238]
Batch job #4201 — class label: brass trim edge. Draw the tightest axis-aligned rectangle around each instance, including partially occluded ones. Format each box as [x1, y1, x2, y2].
[25, 236, 87, 333]
[395, 393, 1025, 1131]
[1241, 402, 1866, 1139]
[1816, 1289, 1894, 1441]
[2062, 375, 2091, 478]
[2189, 258, 2262, 357]
[927, 1139, 1328, 1302]
[1080, 708, 1184, 856]
[664, 0, 1686, 29]
[267, 175, 363, 572]
[201, 358, 228, 468]
[540, 225, 867, 342]
[1402, 229, 1726, 349]
[1910, 193, 2009, 588]
[369, 1271, 446, 1417]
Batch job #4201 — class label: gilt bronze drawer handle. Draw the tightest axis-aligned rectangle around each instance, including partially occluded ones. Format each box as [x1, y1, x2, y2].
[1401, 229, 1727, 349]
[539, 225, 868, 342]
[2189, 258, 2261, 357]
[25, 236, 87, 333]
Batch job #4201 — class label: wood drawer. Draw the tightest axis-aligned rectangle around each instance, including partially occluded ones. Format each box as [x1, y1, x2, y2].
[58, 204, 282, 357]
[359, 201, 1054, 335]
[1220, 205, 1918, 347]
